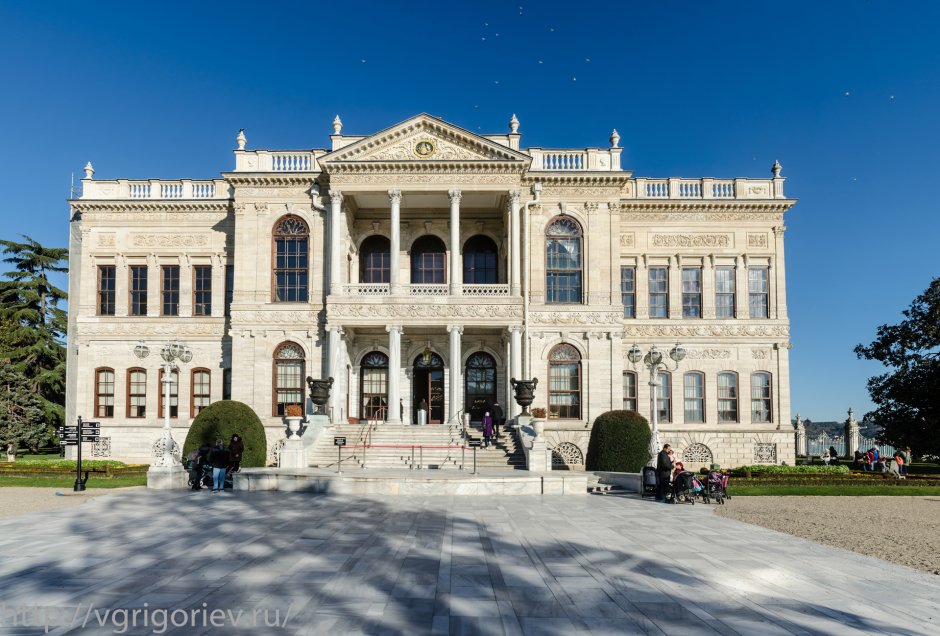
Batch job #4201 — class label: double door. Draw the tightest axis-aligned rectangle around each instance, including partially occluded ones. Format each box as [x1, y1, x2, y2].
[413, 368, 444, 423]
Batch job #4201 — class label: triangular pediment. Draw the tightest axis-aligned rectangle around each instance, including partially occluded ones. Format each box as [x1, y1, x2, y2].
[320, 114, 530, 166]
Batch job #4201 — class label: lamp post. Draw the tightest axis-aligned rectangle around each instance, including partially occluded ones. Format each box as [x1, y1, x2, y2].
[134, 340, 193, 469]
[627, 342, 686, 466]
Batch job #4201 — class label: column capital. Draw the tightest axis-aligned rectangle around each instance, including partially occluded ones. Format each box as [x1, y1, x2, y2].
[508, 189, 522, 204]
[507, 325, 523, 335]
[329, 189, 343, 204]
[447, 324, 464, 335]
[448, 189, 462, 203]
[388, 189, 402, 204]
[386, 324, 403, 334]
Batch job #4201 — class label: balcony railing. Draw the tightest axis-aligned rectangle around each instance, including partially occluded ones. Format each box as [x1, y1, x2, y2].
[339, 284, 510, 297]
[81, 179, 230, 200]
[342, 284, 390, 296]
[462, 284, 510, 296]
[528, 148, 621, 171]
[630, 178, 783, 200]
[233, 150, 323, 172]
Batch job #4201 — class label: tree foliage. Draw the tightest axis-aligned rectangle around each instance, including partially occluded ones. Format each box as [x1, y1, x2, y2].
[0, 362, 46, 451]
[182, 400, 268, 467]
[0, 235, 68, 430]
[855, 277, 940, 456]
[585, 409, 652, 472]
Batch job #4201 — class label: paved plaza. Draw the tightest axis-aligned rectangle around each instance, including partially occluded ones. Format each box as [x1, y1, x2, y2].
[0, 489, 936, 635]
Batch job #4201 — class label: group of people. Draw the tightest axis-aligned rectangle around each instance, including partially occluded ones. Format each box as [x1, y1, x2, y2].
[480, 401, 504, 448]
[188, 433, 244, 492]
[654, 444, 678, 501]
[853, 446, 911, 476]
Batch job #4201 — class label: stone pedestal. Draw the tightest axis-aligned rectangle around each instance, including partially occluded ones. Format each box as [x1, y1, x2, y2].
[279, 439, 306, 469]
[529, 438, 550, 472]
[147, 464, 188, 490]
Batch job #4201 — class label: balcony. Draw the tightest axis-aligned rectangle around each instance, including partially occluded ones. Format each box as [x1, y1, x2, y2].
[629, 177, 785, 200]
[81, 179, 231, 200]
[329, 284, 519, 326]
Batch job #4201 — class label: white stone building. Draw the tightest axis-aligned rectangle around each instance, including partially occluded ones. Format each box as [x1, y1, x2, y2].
[66, 113, 797, 469]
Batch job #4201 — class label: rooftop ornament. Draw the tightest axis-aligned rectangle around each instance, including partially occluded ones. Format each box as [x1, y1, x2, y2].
[610, 129, 620, 148]
[83, 162, 95, 179]
[772, 159, 782, 178]
[509, 114, 520, 134]
[333, 115, 343, 135]
[236, 129, 247, 150]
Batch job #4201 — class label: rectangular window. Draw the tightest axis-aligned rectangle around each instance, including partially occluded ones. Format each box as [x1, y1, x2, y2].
[95, 369, 114, 418]
[620, 267, 635, 318]
[749, 267, 769, 318]
[681, 267, 702, 318]
[751, 373, 772, 423]
[158, 369, 178, 418]
[548, 362, 581, 419]
[225, 264, 234, 316]
[161, 265, 179, 316]
[192, 369, 211, 416]
[718, 373, 739, 422]
[622, 371, 637, 411]
[656, 372, 671, 422]
[223, 369, 232, 401]
[715, 267, 736, 319]
[97, 265, 115, 316]
[129, 266, 148, 316]
[648, 267, 668, 318]
[127, 369, 146, 418]
[683, 373, 704, 423]
[193, 265, 212, 316]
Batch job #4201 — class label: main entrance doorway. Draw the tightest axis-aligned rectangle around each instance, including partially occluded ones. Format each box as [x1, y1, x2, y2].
[465, 352, 496, 423]
[413, 353, 445, 423]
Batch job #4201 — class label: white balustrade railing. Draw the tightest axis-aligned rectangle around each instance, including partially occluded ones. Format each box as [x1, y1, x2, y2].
[129, 183, 151, 199]
[271, 153, 313, 172]
[85, 179, 228, 200]
[541, 151, 585, 170]
[462, 284, 510, 296]
[342, 284, 390, 296]
[409, 284, 448, 296]
[676, 181, 701, 198]
[711, 180, 735, 198]
[160, 183, 183, 199]
[643, 180, 669, 198]
[632, 177, 776, 199]
[192, 182, 216, 198]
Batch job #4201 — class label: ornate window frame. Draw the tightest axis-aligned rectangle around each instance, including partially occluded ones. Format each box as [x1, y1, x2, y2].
[718, 371, 739, 423]
[126, 367, 147, 418]
[94, 367, 115, 418]
[191, 368, 211, 417]
[463, 235, 499, 284]
[751, 371, 773, 423]
[272, 215, 310, 303]
[683, 371, 705, 423]
[273, 341, 305, 416]
[545, 217, 583, 304]
[548, 343, 581, 420]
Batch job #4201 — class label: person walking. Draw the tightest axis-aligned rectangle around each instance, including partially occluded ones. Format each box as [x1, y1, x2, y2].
[228, 434, 244, 474]
[656, 444, 674, 502]
[209, 439, 230, 493]
[482, 411, 494, 448]
[901, 446, 912, 476]
[491, 401, 504, 438]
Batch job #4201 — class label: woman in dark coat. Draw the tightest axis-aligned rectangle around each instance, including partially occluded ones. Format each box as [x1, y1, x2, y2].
[228, 434, 245, 473]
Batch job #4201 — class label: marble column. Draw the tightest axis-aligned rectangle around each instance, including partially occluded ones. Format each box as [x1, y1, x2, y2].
[386, 325, 402, 423]
[509, 189, 521, 295]
[328, 325, 344, 423]
[329, 190, 343, 294]
[448, 325, 463, 422]
[448, 189, 462, 295]
[508, 326, 522, 419]
[389, 190, 402, 295]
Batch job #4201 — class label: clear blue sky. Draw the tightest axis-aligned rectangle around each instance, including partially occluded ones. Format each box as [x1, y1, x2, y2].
[2, 1, 937, 422]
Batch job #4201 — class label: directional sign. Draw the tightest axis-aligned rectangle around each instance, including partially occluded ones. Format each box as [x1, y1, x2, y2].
[62, 432, 99, 439]
[334, 436, 347, 447]
[467, 439, 482, 448]
[81, 422, 101, 429]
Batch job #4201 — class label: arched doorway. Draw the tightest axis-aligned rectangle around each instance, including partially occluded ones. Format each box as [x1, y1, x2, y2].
[360, 351, 389, 420]
[465, 352, 496, 423]
[412, 352, 445, 423]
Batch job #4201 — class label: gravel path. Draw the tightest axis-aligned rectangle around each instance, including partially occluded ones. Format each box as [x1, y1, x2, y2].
[714, 496, 940, 575]
[0, 487, 145, 519]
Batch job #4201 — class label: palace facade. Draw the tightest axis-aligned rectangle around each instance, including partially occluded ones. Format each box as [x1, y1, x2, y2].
[66, 113, 796, 468]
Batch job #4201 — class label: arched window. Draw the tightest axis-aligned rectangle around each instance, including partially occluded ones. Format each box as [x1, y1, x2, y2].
[465, 352, 497, 422]
[546, 218, 582, 303]
[548, 344, 581, 419]
[411, 235, 446, 284]
[360, 235, 390, 284]
[273, 342, 305, 416]
[656, 372, 672, 423]
[360, 351, 389, 420]
[272, 215, 309, 302]
[623, 371, 637, 412]
[683, 372, 705, 423]
[463, 235, 498, 284]
[95, 368, 115, 418]
[751, 372, 772, 423]
[127, 368, 146, 418]
[718, 372, 739, 422]
[191, 368, 211, 416]
[158, 368, 179, 419]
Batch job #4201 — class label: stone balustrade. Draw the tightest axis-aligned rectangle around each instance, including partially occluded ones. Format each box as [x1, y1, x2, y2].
[340, 284, 510, 297]
[630, 177, 785, 199]
[81, 179, 231, 200]
[233, 150, 323, 172]
[528, 147, 621, 171]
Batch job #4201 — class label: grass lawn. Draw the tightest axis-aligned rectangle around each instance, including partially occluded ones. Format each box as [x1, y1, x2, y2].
[729, 484, 940, 496]
[0, 475, 146, 488]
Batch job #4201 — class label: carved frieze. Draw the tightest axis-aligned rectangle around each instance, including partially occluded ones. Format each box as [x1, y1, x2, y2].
[747, 184, 771, 198]
[97, 233, 116, 248]
[230, 310, 321, 324]
[328, 304, 523, 320]
[367, 133, 493, 161]
[684, 348, 731, 359]
[651, 233, 732, 248]
[752, 349, 771, 359]
[532, 311, 623, 326]
[747, 233, 768, 248]
[77, 323, 225, 336]
[620, 233, 635, 247]
[623, 324, 790, 338]
[622, 211, 784, 222]
[330, 174, 520, 186]
[132, 234, 211, 248]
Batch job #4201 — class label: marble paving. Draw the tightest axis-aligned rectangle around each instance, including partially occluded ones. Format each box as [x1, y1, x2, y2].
[0, 490, 935, 635]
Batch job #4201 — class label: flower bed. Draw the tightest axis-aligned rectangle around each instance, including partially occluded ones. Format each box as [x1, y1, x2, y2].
[0, 461, 149, 479]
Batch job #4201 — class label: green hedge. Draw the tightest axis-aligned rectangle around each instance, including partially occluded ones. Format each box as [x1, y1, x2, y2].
[1, 459, 127, 469]
[732, 464, 850, 475]
[182, 400, 267, 467]
[585, 410, 651, 472]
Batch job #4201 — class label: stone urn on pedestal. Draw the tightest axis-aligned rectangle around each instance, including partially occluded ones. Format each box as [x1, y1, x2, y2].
[306, 376, 334, 415]
[510, 377, 538, 414]
[284, 404, 304, 438]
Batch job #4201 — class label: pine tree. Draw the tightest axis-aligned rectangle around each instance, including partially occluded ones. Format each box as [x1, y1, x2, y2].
[0, 362, 45, 452]
[0, 235, 68, 431]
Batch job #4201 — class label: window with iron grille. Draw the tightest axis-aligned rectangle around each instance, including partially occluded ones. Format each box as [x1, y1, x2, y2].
[222, 368, 232, 401]
[193, 265, 212, 316]
[656, 371, 672, 422]
[548, 344, 581, 419]
[546, 218, 582, 304]
[273, 216, 309, 302]
[648, 267, 668, 318]
[129, 265, 148, 316]
[621, 267, 635, 318]
[715, 267, 736, 318]
[97, 265, 115, 316]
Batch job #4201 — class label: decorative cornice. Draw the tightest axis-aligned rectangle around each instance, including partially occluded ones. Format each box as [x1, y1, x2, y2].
[328, 304, 523, 320]
[230, 310, 320, 324]
[651, 233, 732, 248]
[531, 310, 623, 326]
[222, 174, 317, 187]
[70, 201, 231, 214]
[619, 200, 795, 214]
[623, 324, 790, 338]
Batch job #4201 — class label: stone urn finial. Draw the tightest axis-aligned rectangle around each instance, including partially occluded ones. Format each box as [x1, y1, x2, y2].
[510, 377, 538, 414]
[306, 376, 334, 414]
[236, 129, 247, 150]
[83, 162, 95, 179]
[772, 159, 782, 177]
[332, 115, 343, 135]
[610, 129, 620, 148]
[509, 114, 520, 133]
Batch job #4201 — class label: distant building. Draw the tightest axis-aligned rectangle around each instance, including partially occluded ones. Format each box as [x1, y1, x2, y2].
[66, 113, 797, 469]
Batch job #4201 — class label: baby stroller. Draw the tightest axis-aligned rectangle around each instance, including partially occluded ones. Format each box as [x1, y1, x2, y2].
[670, 471, 698, 504]
[702, 470, 730, 504]
[186, 459, 234, 490]
[641, 466, 658, 498]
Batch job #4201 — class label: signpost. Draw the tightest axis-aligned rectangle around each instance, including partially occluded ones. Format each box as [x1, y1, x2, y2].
[68, 417, 100, 492]
[334, 436, 346, 474]
[467, 438, 481, 475]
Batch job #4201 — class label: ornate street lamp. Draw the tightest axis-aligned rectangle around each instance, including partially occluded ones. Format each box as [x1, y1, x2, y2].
[135, 340, 193, 467]
[627, 342, 686, 465]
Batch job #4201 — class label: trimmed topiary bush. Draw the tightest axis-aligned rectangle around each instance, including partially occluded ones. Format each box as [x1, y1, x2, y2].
[585, 410, 651, 472]
[182, 400, 267, 467]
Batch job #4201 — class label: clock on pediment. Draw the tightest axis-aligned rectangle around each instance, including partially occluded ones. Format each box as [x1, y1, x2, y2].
[412, 138, 437, 159]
